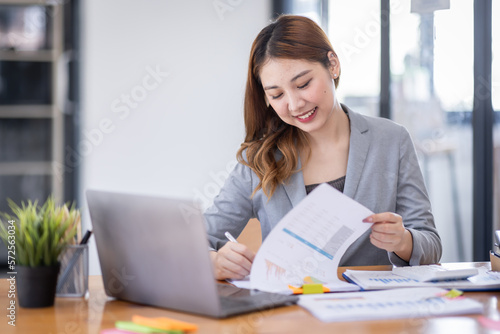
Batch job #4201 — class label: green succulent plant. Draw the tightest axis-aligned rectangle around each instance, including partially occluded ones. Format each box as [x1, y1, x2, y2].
[0, 197, 80, 267]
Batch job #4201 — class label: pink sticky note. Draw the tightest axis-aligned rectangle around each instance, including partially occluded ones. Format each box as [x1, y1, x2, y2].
[478, 316, 500, 331]
[100, 329, 134, 334]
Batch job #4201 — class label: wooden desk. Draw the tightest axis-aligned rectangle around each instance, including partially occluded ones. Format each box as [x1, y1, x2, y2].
[1, 263, 499, 334]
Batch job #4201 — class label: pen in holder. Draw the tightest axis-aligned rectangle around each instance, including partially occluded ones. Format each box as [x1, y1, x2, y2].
[56, 244, 89, 297]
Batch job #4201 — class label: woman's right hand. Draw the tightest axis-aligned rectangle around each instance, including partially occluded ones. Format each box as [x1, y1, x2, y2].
[210, 242, 255, 280]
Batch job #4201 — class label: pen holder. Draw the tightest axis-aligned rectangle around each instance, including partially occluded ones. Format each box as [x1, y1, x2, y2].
[490, 251, 500, 272]
[56, 244, 89, 297]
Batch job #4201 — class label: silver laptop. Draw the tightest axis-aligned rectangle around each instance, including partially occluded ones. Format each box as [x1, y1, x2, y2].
[86, 189, 298, 318]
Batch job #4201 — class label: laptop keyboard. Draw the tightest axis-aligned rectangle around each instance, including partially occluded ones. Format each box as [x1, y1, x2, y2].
[218, 287, 298, 316]
[220, 292, 288, 307]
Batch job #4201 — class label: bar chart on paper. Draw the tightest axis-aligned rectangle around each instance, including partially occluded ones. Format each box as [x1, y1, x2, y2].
[249, 184, 374, 293]
[265, 259, 287, 281]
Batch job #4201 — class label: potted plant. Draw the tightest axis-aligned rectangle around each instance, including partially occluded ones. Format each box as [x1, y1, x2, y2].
[0, 197, 80, 308]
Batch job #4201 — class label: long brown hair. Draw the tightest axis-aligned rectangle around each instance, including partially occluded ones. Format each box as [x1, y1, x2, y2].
[237, 15, 340, 198]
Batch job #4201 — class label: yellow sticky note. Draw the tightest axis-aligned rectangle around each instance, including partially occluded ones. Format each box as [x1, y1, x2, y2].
[444, 289, 463, 299]
[302, 283, 324, 294]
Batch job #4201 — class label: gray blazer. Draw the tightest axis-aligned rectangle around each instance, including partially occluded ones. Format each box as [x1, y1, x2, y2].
[205, 105, 442, 266]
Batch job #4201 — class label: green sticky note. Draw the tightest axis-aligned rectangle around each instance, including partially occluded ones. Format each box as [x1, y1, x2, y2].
[302, 283, 324, 294]
[115, 321, 183, 334]
[308, 276, 323, 284]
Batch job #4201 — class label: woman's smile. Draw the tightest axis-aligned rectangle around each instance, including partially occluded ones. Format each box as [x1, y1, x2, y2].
[295, 107, 317, 122]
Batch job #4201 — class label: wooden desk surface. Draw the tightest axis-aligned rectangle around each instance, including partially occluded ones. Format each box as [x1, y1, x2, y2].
[1, 263, 500, 334]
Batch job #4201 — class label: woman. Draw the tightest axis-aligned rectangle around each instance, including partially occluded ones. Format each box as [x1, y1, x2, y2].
[206, 15, 442, 280]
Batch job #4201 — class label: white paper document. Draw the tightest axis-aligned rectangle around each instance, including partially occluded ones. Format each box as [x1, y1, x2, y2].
[249, 183, 373, 293]
[298, 287, 483, 322]
[344, 266, 500, 291]
[227, 276, 250, 289]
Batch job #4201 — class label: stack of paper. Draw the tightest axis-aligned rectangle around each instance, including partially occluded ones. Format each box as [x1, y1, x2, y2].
[298, 287, 483, 322]
[343, 267, 500, 291]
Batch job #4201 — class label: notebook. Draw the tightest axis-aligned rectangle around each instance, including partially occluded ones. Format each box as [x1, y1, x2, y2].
[86, 189, 298, 318]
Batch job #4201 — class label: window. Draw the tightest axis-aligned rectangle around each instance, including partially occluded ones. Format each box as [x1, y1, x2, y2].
[329, 1, 380, 117]
[493, 0, 500, 236]
[390, 1, 473, 262]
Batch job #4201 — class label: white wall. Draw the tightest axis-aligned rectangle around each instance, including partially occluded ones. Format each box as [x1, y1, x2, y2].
[81, 0, 271, 274]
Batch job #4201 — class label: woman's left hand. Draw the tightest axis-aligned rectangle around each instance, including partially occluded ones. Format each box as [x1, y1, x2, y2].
[363, 212, 413, 261]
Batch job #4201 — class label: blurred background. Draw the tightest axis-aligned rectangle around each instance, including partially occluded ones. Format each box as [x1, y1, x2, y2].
[0, 0, 498, 275]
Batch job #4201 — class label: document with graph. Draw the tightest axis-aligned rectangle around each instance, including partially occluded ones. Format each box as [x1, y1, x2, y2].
[249, 183, 373, 293]
[342, 266, 500, 291]
[298, 287, 483, 322]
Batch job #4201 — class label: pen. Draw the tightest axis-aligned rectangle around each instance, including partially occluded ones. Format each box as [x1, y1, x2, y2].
[80, 230, 93, 245]
[225, 231, 238, 243]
